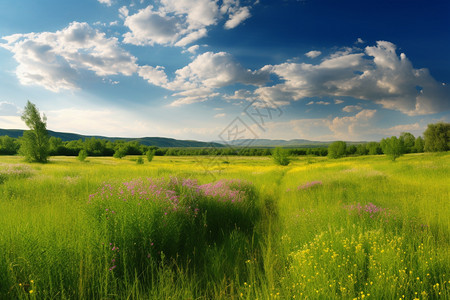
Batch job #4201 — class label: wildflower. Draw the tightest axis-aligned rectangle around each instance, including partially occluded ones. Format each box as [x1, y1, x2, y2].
[29, 290, 34, 294]
[297, 181, 322, 190]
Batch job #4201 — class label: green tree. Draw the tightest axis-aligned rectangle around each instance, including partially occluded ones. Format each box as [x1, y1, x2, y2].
[356, 144, 368, 155]
[272, 147, 290, 166]
[414, 136, 425, 153]
[346, 145, 357, 155]
[328, 141, 347, 159]
[380, 136, 405, 161]
[423, 122, 450, 152]
[366, 142, 382, 155]
[20, 101, 50, 163]
[400, 132, 415, 153]
[113, 146, 128, 159]
[0, 135, 19, 155]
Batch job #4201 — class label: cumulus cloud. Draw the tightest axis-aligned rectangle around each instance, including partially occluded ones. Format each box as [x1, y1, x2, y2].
[0, 22, 138, 92]
[330, 109, 377, 140]
[139, 51, 270, 105]
[138, 65, 168, 86]
[335, 99, 344, 104]
[123, 6, 181, 46]
[305, 50, 321, 58]
[123, 0, 253, 47]
[256, 41, 450, 115]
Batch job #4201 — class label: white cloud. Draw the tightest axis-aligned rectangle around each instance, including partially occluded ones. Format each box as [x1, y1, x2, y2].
[123, 1, 253, 47]
[137, 51, 269, 105]
[356, 38, 364, 44]
[184, 44, 199, 54]
[330, 109, 376, 140]
[305, 50, 321, 58]
[138, 65, 168, 86]
[335, 99, 344, 104]
[123, 6, 181, 46]
[225, 6, 251, 29]
[342, 105, 362, 112]
[1, 22, 138, 92]
[98, 0, 113, 7]
[256, 41, 450, 115]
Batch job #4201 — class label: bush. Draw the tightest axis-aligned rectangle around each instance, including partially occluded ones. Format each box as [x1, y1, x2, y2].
[272, 147, 290, 165]
[146, 150, 155, 162]
[328, 141, 347, 159]
[77, 149, 88, 162]
[136, 156, 144, 164]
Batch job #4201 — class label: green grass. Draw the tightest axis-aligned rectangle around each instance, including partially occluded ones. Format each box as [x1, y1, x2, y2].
[0, 153, 449, 299]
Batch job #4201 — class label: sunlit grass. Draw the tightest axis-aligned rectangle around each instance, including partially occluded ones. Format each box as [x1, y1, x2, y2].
[0, 153, 449, 298]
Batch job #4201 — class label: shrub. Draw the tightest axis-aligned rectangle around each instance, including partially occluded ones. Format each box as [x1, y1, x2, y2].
[146, 150, 155, 162]
[77, 149, 88, 162]
[272, 147, 290, 165]
[136, 156, 144, 164]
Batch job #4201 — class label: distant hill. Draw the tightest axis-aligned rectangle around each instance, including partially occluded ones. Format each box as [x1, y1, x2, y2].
[1, 129, 367, 148]
[214, 138, 369, 148]
[0, 129, 223, 148]
[213, 138, 365, 148]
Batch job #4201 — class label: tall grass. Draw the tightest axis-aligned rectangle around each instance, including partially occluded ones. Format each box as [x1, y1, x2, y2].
[0, 153, 449, 299]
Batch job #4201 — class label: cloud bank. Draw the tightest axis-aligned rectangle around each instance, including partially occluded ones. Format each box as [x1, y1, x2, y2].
[1, 22, 138, 92]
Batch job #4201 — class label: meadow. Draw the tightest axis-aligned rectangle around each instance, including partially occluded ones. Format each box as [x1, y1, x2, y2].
[0, 153, 449, 299]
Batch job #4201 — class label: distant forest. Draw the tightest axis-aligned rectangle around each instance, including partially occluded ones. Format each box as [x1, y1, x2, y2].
[0, 135, 329, 157]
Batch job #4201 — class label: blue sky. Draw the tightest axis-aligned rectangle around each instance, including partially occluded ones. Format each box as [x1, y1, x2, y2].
[0, 0, 449, 141]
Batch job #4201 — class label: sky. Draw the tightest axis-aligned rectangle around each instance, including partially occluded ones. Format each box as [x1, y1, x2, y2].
[0, 0, 449, 142]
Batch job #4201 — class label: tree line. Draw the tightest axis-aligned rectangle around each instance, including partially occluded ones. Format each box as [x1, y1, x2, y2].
[1, 102, 449, 162]
[327, 123, 450, 160]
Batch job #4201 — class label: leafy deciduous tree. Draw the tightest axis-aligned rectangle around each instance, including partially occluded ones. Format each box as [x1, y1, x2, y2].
[20, 101, 50, 163]
[423, 122, 450, 152]
[380, 136, 405, 161]
[328, 141, 347, 159]
[400, 132, 415, 153]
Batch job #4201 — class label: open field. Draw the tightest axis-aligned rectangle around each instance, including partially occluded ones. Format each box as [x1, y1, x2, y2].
[0, 153, 449, 299]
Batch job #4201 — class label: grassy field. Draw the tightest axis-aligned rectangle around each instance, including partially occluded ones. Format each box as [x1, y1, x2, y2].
[0, 153, 449, 299]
